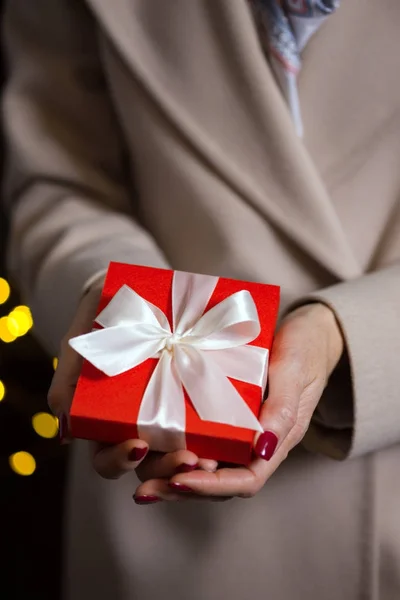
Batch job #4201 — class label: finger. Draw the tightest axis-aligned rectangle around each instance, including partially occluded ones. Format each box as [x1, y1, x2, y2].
[198, 458, 219, 472]
[168, 466, 259, 498]
[136, 449, 199, 481]
[48, 287, 101, 440]
[253, 333, 305, 462]
[47, 353, 83, 443]
[92, 439, 149, 479]
[168, 439, 299, 498]
[133, 477, 232, 504]
[133, 478, 177, 504]
[136, 449, 218, 482]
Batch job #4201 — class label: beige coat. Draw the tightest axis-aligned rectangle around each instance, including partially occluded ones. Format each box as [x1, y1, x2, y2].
[3, 1, 400, 598]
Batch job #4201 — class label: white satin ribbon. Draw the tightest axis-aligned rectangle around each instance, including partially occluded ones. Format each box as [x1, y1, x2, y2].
[70, 271, 267, 452]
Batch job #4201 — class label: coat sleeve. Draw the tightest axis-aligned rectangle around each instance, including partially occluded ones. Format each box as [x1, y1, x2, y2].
[296, 259, 400, 460]
[2, 0, 169, 354]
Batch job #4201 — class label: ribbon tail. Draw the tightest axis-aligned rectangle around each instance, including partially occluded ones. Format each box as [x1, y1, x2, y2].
[174, 346, 263, 432]
[206, 346, 269, 394]
[137, 351, 187, 452]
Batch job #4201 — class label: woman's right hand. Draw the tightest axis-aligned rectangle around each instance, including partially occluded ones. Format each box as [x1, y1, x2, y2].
[47, 280, 216, 487]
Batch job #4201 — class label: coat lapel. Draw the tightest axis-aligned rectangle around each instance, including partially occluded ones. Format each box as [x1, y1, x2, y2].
[88, 0, 360, 280]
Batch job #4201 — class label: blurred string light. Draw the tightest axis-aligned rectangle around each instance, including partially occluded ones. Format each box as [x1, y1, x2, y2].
[53, 357, 59, 370]
[0, 305, 33, 342]
[7, 306, 33, 336]
[12, 305, 31, 317]
[9, 451, 36, 476]
[32, 412, 59, 439]
[0, 316, 17, 342]
[0, 284, 56, 473]
[0, 278, 10, 305]
[0, 283, 44, 476]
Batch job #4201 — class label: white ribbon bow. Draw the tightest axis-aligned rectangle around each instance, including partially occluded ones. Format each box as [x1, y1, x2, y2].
[70, 271, 266, 452]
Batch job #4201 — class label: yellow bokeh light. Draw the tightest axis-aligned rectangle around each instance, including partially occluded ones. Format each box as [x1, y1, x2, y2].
[0, 380, 5, 401]
[6, 315, 23, 337]
[7, 310, 32, 337]
[0, 278, 10, 305]
[53, 357, 59, 370]
[9, 451, 36, 476]
[32, 412, 59, 439]
[13, 305, 32, 317]
[0, 317, 17, 343]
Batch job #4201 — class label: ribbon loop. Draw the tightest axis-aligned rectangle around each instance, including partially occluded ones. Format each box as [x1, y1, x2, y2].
[185, 290, 261, 349]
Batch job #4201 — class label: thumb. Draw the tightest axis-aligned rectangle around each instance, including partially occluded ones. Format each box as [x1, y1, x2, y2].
[47, 282, 103, 442]
[253, 354, 303, 461]
[253, 321, 306, 461]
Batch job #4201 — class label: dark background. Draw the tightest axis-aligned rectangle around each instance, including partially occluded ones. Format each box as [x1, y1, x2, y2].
[0, 265, 67, 600]
[1, 2, 67, 598]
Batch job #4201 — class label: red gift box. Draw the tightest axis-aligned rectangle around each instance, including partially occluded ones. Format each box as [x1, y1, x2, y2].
[70, 262, 280, 465]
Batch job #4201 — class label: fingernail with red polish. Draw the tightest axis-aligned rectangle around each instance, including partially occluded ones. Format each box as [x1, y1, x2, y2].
[175, 463, 198, 474]
[134, 495, 161, 505]
[128, 446, 148, 462]
[59, 413, 69, 444]
[169, 482, 193, 493]
[255, 431, 278, 461]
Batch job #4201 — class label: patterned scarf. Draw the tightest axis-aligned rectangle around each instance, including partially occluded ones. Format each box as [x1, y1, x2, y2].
[248, 0, 340, 136]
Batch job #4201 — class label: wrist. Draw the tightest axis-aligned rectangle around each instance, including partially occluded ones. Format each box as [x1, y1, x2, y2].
[308, 303, 344, 371]
[289, 302, 344, 373]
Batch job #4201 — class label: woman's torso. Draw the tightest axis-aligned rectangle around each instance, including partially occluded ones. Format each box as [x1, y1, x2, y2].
[65, 1, 400, 598]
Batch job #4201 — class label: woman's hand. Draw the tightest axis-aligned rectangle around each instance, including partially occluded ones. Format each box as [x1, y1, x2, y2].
[48, 284, 343, 503]
[47, 280, 217, 483]
[133, 303, 344, 502]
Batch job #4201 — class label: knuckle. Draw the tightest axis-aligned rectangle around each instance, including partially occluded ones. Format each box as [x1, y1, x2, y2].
[286, 352, 304, 374]
[278, 405, 297, 430]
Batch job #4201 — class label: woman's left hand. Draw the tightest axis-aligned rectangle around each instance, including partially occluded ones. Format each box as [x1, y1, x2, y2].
[133, 303, 344, 503]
